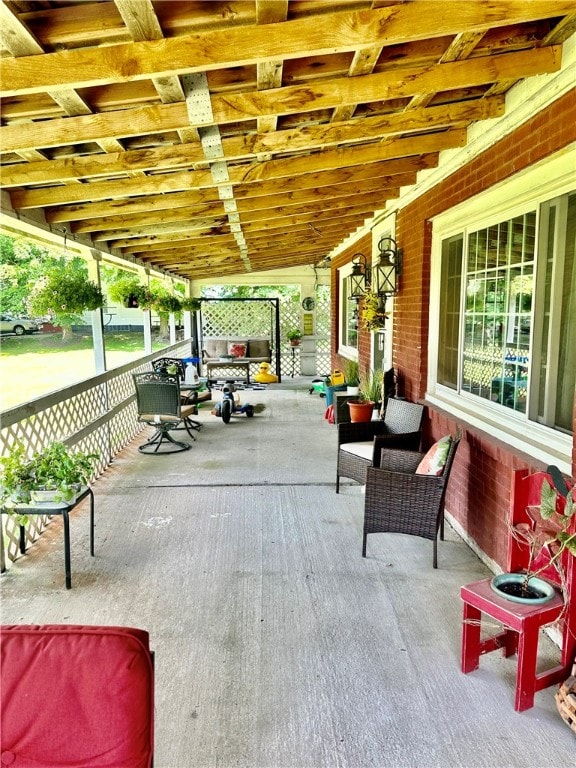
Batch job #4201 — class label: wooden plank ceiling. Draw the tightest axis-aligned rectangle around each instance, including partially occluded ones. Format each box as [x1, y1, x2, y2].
[1, 1, 575, 281]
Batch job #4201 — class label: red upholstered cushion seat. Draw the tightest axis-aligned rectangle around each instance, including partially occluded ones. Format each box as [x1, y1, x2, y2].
[0, 624, 154, 768]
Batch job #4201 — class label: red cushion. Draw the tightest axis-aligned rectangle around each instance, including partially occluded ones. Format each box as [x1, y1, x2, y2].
[0, 624, 154, 768]
[415, 435, 452, 476]
[228, 342, 247, 358]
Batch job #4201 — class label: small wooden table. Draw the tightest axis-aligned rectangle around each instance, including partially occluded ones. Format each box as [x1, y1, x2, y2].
[205, 359, 250, 385]
[0, 486, 94, 589]
[460, 577, 567, 711]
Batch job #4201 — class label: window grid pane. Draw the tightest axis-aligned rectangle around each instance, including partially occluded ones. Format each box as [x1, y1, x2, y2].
[462, 212, 536, 413]
[342, 276, 358, 349]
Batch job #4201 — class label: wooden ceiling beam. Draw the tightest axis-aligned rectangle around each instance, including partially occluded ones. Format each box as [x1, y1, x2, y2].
[1, 47, 557, 152]
[44, 162, 423, 223]
[73, 178, 402, 234]
[0, 97, 503, 188]
[2, 3, 569, 95]
[10, 134, 448, 209]
[10, 129, 448, 210]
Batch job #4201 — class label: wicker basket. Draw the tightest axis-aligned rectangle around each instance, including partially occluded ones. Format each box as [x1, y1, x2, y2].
[555, 663, 576, 734]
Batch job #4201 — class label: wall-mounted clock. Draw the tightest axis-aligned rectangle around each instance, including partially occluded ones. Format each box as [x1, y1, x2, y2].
[302, 297, 315, 310]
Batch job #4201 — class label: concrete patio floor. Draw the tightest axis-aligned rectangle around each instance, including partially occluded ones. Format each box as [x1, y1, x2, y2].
[1, 380, 574, 767]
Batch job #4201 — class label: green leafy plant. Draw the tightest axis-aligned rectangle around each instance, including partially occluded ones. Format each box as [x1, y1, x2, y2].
[507, 471, 576, 600]
[27, 257, 105, 340]
[517, 478, 575, 574]
[0, 441, 99, 520]
[155, 294, 182, 314]
[287, 328, 302, 341]
[136, 286, 158, 311]
[107, 274, 144, 307]
[359, 368, 383, 404]
[361, 291, 388, 331]
[344, 359, 360, 387]
[180, 297, 202, 312]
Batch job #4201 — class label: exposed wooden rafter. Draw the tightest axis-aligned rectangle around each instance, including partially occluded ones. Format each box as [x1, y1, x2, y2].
[1, 1, 574, 280]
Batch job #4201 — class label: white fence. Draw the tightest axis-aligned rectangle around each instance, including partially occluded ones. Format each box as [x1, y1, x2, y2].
[0, 340, 191, 570]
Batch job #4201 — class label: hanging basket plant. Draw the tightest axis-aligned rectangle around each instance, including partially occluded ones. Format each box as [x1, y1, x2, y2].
[361, 291, 389, 332]
[136, 287, 158, 311]
[155, 294, 183, 314]
[180, 297, 202, 312]
[108, 275, 145, 309]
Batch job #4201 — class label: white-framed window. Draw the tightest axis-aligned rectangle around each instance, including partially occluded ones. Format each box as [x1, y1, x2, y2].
[338, 264, 359, 355]
[428, 150, 575, 473]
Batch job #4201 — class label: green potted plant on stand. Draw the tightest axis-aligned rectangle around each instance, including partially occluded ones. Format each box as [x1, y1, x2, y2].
[287, 328, 302, 346]
[0, 442, 99, 521]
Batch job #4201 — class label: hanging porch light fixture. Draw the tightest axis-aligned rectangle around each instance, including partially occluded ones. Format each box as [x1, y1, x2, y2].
[373, 236, 402, 298]
[348, 253, 371, 301]
[361, 237, 402, 333]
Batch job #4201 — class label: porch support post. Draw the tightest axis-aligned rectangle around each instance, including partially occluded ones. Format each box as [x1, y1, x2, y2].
[299, 276, 317, 376]
[88, 250, 107, 374]
[143, 269, 153, 354]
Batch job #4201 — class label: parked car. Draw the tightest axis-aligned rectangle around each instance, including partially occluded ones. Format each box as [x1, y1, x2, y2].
[0, 314, 41, 335]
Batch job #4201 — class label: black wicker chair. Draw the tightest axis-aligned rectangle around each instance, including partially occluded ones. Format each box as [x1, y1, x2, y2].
[336, 399, 424, 492]
[133, 372, 198, 454]
[363, 435, 461, 567]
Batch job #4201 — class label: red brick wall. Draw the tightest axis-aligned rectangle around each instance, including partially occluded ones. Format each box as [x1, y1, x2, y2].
[394, 90, 576, 567]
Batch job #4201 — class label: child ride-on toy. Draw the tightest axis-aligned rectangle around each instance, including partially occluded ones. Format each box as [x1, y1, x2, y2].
[212, 383, 254, 424]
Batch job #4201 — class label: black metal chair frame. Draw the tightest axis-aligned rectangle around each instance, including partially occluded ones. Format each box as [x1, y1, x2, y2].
[336, 399, 424, 492]
[152, 356, 210, 431]
[363, 436, 461, 567]
[133, 372, 198, 454]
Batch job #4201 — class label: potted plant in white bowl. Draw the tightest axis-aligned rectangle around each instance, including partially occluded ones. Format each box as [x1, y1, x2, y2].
[344, 359, 360, 395]
[0, 441, 99, 517]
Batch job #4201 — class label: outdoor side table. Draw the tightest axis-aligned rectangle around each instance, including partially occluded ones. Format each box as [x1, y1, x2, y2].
[0, 486, 94, 589]
[460, 577, 566, 711]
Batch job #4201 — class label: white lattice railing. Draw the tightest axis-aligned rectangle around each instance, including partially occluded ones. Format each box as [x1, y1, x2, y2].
[0, 340, 192, 570]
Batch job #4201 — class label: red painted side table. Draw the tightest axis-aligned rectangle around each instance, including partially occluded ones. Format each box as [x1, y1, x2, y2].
[460, 577, 567, 711]
[460, 469, 575, 711]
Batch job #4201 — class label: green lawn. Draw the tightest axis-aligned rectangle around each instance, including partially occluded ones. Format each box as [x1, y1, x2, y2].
[0, 331, 165, 411]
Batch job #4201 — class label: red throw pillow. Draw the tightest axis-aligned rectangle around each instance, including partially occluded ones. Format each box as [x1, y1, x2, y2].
[416, 435, 452, 476]
[228, 342, 247, 358]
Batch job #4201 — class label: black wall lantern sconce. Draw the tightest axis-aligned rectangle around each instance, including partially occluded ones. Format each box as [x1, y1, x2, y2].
[348, 253, 371, 301]
[373, 236, 402, 298]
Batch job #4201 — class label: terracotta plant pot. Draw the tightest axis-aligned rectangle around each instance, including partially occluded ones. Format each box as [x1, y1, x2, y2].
[348, 400, 374, 423]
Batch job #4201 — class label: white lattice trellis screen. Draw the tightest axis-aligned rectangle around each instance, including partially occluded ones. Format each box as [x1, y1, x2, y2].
[0, 341, 191, 571]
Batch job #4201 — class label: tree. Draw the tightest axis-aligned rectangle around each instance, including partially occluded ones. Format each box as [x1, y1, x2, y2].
[28, 257, 104, 341]
[0, 234, 59, 315]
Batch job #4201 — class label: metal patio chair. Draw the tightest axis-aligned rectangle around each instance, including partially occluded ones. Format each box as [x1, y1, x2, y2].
[133, 372, 198, 454]
[336, 399, 424, 492]
[152, 357, 211, 429]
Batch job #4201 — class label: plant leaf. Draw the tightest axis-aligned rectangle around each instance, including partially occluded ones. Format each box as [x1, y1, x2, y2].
[539, 479, 556, 519]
